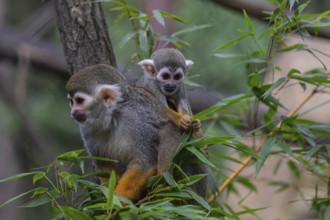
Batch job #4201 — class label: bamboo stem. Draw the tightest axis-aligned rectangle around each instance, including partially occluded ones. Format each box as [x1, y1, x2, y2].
[207, 88, 318, 204]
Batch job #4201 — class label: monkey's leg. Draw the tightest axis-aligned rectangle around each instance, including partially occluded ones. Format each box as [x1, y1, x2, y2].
[166, 108, 191, 130]
[115, 166, 156, 201]
[157, 123, 182, 174]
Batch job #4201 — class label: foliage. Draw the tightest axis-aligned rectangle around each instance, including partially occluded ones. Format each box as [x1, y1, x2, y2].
[2, 0, 330, 219]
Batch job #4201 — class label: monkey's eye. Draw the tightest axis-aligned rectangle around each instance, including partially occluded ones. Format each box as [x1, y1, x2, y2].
[75, 97, 85, 105]
[174, 74, 182, 81]
[162, 73, 170, 80]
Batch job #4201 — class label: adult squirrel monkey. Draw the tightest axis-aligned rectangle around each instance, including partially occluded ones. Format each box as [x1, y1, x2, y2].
[66, 64, 184, 202]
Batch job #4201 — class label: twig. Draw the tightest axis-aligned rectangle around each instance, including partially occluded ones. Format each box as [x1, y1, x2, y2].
[207, 87, 318, 204]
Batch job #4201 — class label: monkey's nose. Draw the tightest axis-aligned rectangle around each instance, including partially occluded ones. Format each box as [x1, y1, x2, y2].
[164, 84, 177, 93]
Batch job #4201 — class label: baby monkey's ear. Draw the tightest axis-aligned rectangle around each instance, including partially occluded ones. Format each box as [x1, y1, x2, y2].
[185, 60, 194, 68]
[138, 59, 157, 77]
[95, 84, 122, 108]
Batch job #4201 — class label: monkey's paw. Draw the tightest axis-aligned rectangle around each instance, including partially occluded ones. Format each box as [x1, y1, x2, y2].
[192, 120, 201, 133]
[180, 114, 192, 130]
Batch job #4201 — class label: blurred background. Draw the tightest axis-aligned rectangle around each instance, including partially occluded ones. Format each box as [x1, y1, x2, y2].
[0, 0, 330, 219]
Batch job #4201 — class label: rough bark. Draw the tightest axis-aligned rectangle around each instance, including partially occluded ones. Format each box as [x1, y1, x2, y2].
[53, 0, 116, 75]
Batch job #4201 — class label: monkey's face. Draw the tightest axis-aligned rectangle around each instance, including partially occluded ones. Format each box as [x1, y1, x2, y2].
[157, 67, 184, 96]
[67, 84, 122, 124]
[68, 92, 93, 123]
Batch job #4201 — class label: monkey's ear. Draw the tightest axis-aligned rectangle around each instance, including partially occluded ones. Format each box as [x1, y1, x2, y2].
[138, 59, 157, 76]
[95, 85, 122, 108]
[185, 60, 194, 68]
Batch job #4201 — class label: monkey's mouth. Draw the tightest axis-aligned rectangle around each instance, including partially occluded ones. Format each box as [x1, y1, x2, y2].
[73, 112, 87, 123]
[167, 98, 178, 112]
[163, 84, 177, 95]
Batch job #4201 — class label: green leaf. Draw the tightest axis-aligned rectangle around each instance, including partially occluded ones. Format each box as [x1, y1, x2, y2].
[262, 77, 287, 98]
[278, 43, 306, 52]
[303, 22, 330, 28]
[236, 177, 257, 192]
[21, 189, 60, 208]
[238, 58, 266, 64]
[324, 205, 330, 220]
[186, 146, 216, 168]
[213, 53, 245, 59]
[138, 29, 149, 57]
[287, 160, 301, 180]
[277, 140, 296, 159]
[243, 10, 254, 33]
[214, 35, 249, 51]
[107, 171, 116, 214]
[0, 171, 41, 183]
[119, 31, 136, 48]
[289, 0, 296, 11]
[61, 206, 94, 220]
[163, 171, 177, 187]
[159, 11, 190, 24]
[305, 145, 323, 159]
[183, 189, 210, 210]
[256, 138, 276, 174]
[152, 10, 165, 26]
[33, 172, 45, 184]
[140, 198, 173, 209]
[79, 155, 117, 163]
[0, 189, 36, 208]
[178, 174, 207, 186]
[57, 149, 86, 162]
[185, 135, 236, 148]
[193, 94, 251, 121]
[172, 24, 212, 37]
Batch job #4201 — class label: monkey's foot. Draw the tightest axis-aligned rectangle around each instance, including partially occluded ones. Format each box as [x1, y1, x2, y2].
[192, 120, 201, 133]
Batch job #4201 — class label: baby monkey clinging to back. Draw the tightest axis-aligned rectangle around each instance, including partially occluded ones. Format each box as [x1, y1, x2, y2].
[137, 48, 207, 196]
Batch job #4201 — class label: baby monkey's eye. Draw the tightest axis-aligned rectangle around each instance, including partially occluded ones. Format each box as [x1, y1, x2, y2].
[162, 73, 170, 80]
[75, 97, 85, 105]
[174, 74, 182, 81]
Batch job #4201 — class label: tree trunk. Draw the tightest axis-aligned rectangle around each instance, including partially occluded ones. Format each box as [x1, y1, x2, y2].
[53, 0, 116, 75]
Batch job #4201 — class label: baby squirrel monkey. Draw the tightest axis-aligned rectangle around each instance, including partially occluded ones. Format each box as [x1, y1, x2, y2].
[137, 48, 208, 196]
[137, 48, 207, 152]
[66, 64, 183, 202]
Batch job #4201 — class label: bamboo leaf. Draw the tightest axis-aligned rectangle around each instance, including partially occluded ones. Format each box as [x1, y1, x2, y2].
[256, 138, 276, 174]
[0, 171, 41, 183]
[214, 35, 249, 51]
[119, 31, 136, 48]
[172, 24, 212, 37]
[61, 206, 94, 220]
[186, 146, 216, 168]
[152, 10, 165, 26]
[0, 189, 36, 208]
[106, 171, 116, 214]
[262, 77, 287, 98]
[243, 10, 254, 33]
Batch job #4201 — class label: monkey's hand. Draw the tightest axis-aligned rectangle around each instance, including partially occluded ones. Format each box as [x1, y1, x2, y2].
[166, 108, 192, 130]
[179, 113, 192, 130]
